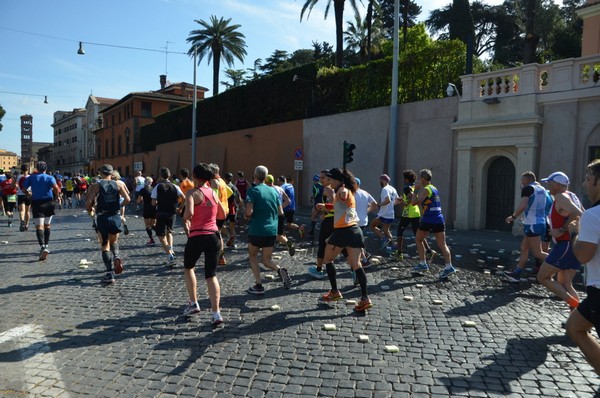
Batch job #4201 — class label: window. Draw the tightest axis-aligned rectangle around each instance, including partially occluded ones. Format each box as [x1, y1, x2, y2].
[105, 139, 109, 157]
[111, 137, 115, 157]
[141, 102, 152, 117]
[589, 146, 600, 162]
[118, 136, 122, 155]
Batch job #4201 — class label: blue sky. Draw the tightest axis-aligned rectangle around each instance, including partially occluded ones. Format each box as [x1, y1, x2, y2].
[0, 0, 529, 156]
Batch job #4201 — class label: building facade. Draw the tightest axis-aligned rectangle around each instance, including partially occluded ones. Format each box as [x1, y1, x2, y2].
[84, 95, 118, 175]
[93, 81, 207, 178]
[51, 109, 87, 175]
[0, 149, 18, 172]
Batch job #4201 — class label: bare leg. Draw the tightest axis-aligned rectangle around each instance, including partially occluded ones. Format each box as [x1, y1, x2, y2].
[206, 276, 221, 313]
[566, 310, 600, 375]
[184, 268, 197, 303]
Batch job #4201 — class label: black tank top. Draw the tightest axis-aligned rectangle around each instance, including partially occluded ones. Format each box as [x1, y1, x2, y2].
[97, 180, 120, 213]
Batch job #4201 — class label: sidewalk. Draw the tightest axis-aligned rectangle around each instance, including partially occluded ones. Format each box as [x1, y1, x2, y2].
[0, 205, 598, 397]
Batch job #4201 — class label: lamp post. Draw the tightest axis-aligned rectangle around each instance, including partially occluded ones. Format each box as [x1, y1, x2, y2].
[191, 46, 198, 169]
[387, 0, 400, 185]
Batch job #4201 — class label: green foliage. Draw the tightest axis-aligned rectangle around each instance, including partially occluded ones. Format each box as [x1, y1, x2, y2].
[140, 40, 466, 151]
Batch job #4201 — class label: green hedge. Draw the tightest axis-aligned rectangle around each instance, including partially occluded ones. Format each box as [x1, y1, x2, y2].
[141, 40, 466, 151]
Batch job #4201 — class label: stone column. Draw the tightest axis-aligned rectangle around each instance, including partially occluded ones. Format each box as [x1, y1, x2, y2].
[454, 147, 473, 230]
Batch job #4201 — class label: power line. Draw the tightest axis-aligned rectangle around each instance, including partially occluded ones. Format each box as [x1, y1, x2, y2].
[0, 26, 187, 55]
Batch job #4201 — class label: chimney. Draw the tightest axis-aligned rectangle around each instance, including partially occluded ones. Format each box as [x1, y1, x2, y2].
[160, 74, 167, 90]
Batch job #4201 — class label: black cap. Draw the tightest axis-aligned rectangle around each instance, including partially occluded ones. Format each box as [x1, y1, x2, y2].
[99, 164, 114, 175]
[326, 168, 343, 181]
[224, 172, 234, 180]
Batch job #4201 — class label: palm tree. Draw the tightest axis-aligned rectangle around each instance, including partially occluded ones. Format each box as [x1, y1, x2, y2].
[345, 10, 385, 63]
[300, 0, 361, 67]
[187, 16, 247, 96]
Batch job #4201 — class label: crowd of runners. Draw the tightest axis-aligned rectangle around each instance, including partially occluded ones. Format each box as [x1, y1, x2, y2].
[2, 159, 599, 375]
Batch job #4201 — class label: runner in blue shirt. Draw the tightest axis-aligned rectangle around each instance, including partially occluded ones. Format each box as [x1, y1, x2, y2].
[22, 161, 61, 261]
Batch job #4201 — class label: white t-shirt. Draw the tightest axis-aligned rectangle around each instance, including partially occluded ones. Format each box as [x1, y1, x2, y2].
[377, 184, 397, 219]
[354, 188, 376, 227]
[135, 176, 145, 192]
[578, 205, 600, 289]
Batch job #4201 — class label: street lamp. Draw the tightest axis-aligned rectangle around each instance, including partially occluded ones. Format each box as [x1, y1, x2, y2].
[0, 91, 48, 104]
[446, 83, 461, 98]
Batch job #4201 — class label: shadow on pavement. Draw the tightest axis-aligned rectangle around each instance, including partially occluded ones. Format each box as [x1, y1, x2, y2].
[439, 334, 573, 395]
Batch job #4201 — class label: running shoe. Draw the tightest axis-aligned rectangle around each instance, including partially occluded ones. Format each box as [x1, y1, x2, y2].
[412, 263, 429, 273]
[354, 298, 373, 312]
[361, 257, 371, 268]
[278, 267, 292, 289]
[212, 312, 224, 326]
[426, 249, 438, 262]
[299, 224, 305, 239]
[123, 223, 129, 235]
[320, 290, 343, 302]
[504, 270, 521, 283]
[286, 241, 296, 256]
[308, 266, 326, 279]
[218, 255, 227, 266]
[146, 238, 155, 246]
[380, 238, 391, 250]
[247, 284, 265, 295]
[113, 257, 124, 275]
[8, 220, 12, 228]
[391, 250, 404, 261]
[167, 253, 176, 267]
[226, 236, 234, 248]
[39, 246, 49, 261]
[19, 221, 25, 232]
[183, 302, 201, 316]
[439, 266, 457, 279]
[101, 272, 115, 284]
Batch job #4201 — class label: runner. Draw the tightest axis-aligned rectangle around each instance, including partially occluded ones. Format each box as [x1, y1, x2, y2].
[0, 168, 6, 216]
[182, 163, 226, 326]
[151, 167, 185, 266]
[178, 168, 195, 236]
[133, 170, 145, 210]
[245, 165, 292, 295]
[308, 170, 335, 279]
[0, 172, 18, 228]
[566, 159, 600, 375]
[308, 174, 324, 237]
[317, 168, 372, 312]
[223, 172, 245, 249]
[136, 177, 157, 245]
[16, 164, 32, 231]
[64, 174, 75, 209]
[370, 174, 398, 252]
[235, 171, 249, 201]
[353, 177, 377, 267]
[393, 169, 435, 261]
[209, 164, 231, 266]
[504, 172, 550, 282]
[86, 164, 130, 284]
[411, 169, 456, 279]
[277, 175, 305, 239]
[22, 161, 61, 261]
[536, 172, 583, 309]
[265, 174, 295, 256]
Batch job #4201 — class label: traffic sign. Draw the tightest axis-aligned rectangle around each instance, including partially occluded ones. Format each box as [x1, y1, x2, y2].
[293, 147, 304, 160]
[294, 160, 304, 170]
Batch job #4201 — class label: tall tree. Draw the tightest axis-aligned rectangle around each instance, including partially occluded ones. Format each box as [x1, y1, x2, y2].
[221, 69, 246, 90]
[187, 15, 247, 96]
[523, 0, 540, 64]
[260, 50, 291, 75]
[299, 0, 361, 67]
[345, 10, 385, 63]
[378, 0, 421, 41]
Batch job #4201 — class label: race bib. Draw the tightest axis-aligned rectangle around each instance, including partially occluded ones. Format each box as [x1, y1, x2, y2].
[7, 194, 17, 203]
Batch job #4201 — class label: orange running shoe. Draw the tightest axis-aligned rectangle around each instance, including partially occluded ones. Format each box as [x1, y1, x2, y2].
[354, 298, 373, 312]
[321, 290, 343, 302]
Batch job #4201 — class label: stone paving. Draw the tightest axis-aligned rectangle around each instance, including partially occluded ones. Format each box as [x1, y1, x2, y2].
[0, 205, 599, 397]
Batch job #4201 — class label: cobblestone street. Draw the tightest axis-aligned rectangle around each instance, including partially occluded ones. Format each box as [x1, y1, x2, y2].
[0, 206, 599, 397]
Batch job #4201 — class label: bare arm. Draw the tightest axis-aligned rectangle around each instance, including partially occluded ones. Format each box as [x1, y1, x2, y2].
[183, 189, 197, 222]
[118, 181, 130, 207]
[86, 184, 98, 213]
[245, 201, 253, 220]
[281, 191, 291, 209]
[506, 197, 528, 224]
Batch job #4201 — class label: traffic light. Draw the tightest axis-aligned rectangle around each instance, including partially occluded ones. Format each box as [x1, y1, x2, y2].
[343, 140, 356, 168]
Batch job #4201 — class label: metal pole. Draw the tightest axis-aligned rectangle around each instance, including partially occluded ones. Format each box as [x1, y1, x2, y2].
[387, 0, 400, 185]
[191, 46, 198, 169]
